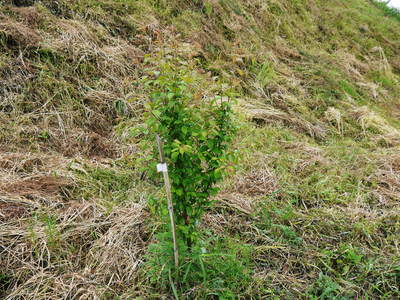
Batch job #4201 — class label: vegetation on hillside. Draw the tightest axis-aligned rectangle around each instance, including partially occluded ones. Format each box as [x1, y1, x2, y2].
[373, 0, 400, 21]
[1, 0, 399, 298]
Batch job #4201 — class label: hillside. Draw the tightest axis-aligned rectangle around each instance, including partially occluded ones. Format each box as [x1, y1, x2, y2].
[1, 0, 399, 298]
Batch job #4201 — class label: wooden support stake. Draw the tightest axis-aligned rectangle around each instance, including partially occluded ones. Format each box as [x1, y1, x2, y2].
[156, 135, 179, 268]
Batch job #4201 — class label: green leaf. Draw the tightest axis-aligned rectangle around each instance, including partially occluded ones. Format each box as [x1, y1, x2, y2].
[152, 110, 162, 118]
[171, 151, 179, 161]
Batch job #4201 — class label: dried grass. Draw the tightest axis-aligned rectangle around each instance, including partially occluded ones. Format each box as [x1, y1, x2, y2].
[1, 201, 149, 299]
[86, 203, 148, 289]
[50, 19, 142, 78]
[370, 46, 392, 74]
[0, 152, 73, 212]
[284, 142, 330, 174]
[53, 130, 119, 158]
[325, 107, 343, 134]
[370, 153, 400, 204]
[1, 175, 71, 197]
[233, 167, 278, 197]
[0, 196, 35, 222]
[216, 193, 254, 215]
[334, 50, 370, 80]
[0, 17, 42, 48]
[350, 106, 400, 138]
[247, 105, 327, 139]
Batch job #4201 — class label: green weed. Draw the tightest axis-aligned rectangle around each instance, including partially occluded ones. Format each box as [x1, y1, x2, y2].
[72, 164, 138, 209]
[308, 273, 351, 300]
[0, 273, 13, 295]
[143, 232, 261, 298]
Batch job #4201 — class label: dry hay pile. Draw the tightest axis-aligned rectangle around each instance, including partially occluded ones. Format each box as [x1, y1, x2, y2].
[0, 3, 148, 158]
[1, 195, 148, 299]
[0, 150, 149, 299]
[245, 104, 327, 139]
[0, 3, 155, 297]
[370, 153, 400, 205]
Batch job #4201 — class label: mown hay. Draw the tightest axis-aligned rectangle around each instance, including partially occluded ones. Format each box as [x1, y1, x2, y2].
[0, 17, 41, 48]
[247, 106, 327, 139]
[1, 201, 149, 299]
[370, 154, 400, 204]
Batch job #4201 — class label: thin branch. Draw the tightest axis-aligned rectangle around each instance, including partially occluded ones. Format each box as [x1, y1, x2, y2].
[156, 135, 179, 268]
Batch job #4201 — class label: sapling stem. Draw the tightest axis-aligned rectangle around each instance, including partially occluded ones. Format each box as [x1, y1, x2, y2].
[156, 134, 179, 268]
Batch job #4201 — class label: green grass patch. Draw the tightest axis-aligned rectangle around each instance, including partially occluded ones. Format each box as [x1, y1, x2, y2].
[371, 0, 400, 21]
[143, 232, 265, 298]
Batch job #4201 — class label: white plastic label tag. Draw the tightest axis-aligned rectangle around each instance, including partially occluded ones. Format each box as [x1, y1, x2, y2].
[157, 163, 168, 173]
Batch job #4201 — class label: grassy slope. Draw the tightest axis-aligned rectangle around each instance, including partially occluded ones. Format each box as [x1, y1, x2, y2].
[0, 0, 399, 298]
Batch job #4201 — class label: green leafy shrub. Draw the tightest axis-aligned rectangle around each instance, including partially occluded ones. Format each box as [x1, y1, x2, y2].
[145, 68, 236, 247]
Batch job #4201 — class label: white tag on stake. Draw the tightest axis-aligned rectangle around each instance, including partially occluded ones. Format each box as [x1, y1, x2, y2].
[157, 163, 168, 173]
